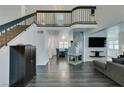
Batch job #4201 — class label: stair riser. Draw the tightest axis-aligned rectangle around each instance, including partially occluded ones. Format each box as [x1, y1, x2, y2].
[0, 25, 29, 47]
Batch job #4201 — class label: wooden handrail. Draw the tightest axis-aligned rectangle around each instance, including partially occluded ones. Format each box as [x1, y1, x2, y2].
[0, 13, 36, 32]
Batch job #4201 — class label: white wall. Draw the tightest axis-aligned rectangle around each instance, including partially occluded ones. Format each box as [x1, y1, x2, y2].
[91, 5, 124, 33]
[107, 25, 119, 61]
[0, 24, 49, 86]
[8, 24, 49, 65]
[117, 22, 124, 56]
[84, 31, 107, 62]
[0, 47, 9, 86]
[26, 5, 77, 14]
[21, 5, 27, 17]
[119, 22, 124, 51]
[0, 5, 22, 25]
[0, 5, 33, 26]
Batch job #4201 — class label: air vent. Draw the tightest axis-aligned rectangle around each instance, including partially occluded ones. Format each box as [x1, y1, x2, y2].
[37, 30, 44, 34]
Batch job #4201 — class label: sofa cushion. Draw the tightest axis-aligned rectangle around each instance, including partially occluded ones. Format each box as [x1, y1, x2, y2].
[93, 60, 106, 69]
[112, 58, 124, 65]
[106, 62, 124, 86]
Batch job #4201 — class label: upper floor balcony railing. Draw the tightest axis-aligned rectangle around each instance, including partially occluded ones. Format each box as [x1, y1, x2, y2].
[36, 6, 97, 27]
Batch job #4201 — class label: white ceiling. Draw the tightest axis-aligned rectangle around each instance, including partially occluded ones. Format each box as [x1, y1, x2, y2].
[26, 5, 78, 13]
[27, 5, 76, 10]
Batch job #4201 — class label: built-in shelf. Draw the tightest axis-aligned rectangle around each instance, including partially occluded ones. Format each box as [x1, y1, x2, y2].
[68, 54, 83, 65]
[90, 51, 105, 58]
[90, 51, 104, 52]
[90, 56, 105, 58]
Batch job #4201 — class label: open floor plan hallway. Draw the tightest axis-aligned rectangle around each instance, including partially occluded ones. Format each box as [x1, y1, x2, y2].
[27, 57, 120, 87]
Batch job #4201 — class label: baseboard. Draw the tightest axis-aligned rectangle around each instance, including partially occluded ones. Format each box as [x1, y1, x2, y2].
[45, 59, 49, 65]
[36, 59, 49, 66]
[0, 84, 9, 87]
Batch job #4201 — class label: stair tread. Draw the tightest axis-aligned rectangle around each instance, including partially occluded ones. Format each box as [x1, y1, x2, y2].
[0, 25, 29, 47]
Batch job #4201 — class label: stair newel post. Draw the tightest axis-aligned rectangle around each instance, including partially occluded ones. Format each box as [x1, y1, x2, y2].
[0, 32, 2, 47]
[5, 29, 8, 46]
[35, 13, 37, 25]
[34, 14, 36, 24]
[25, 19, 27, 26]
[33, 15, 35, 24]
[24, 19, 27, 31]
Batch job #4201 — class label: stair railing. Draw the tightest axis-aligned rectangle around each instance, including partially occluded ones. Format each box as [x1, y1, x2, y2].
[0, 13, 36, 47]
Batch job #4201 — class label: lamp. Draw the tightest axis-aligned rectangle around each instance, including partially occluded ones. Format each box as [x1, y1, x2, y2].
[121, 46, 124, 55]
[62, 35, 65, 40]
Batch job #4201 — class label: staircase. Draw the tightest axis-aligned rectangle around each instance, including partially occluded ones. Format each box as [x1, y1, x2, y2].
[0, 12, 36, 48]
[0, 25, 29, 48]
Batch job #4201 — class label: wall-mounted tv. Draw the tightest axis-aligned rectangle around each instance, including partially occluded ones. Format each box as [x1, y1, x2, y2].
[89, 37, 106, 47]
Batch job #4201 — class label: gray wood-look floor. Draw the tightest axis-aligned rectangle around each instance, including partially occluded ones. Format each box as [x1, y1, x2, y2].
[27, 57, 120, 87]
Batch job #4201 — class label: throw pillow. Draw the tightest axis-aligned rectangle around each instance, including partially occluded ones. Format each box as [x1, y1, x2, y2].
[112, 58, 124, 65]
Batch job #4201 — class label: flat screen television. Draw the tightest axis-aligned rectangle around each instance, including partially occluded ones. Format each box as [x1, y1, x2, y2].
[89, 37, 106, 47]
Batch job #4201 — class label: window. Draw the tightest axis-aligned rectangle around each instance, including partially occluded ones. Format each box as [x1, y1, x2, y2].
[64, 42, 69, 48]
[114, 41, 119, 49]
[108, 41, 114, 49]
[59, 42, 64, 49]
[107, 26, 119, 59]
[107, 40, 119, 50]
[59, 42, 69, 49]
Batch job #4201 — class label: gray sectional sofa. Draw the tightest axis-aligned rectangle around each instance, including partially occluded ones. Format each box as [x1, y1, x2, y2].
[93, 59, 124, 86]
